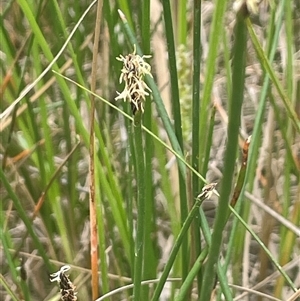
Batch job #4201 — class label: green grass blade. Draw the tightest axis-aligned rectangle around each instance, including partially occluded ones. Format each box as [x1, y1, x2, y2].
[141, 0, 157, 289]
[151, 184, 217, 301]
[191, 0, 203, 296]
[175, 247, 208, 301]
[199, 0, 228, 172]
[161, 0, 188, 281]
[177, 0, 188, 45]
[199, 9, 248, 300]
[132, 117, 146, 301]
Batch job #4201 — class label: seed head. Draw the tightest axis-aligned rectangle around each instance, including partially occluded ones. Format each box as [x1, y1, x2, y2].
[115, 46, 152, 114]
[50, 265, 77, 301]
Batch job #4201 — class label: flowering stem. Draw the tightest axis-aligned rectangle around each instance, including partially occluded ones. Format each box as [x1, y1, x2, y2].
[118, 10, 186, 179]
[132, 117, 146, 301]
[151, 183, 217, 301]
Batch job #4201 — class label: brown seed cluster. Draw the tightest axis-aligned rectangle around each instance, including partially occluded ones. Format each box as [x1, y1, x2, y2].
[115, 46, 152, 114]
[50, 265, 77, 301]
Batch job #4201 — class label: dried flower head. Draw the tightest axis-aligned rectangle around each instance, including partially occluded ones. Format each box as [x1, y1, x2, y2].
[50, 265, 77, 301]
[197, 183, 218, 200]
[115, 45, 152, 114]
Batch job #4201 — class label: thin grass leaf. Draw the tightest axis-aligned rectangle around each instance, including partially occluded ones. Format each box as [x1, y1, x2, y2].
[199, 0, 228, 173]
[0, 274, 20, 301]
[229, 206, 298, 292]
[246, 18, 300, 133]
[53, 72, 207, 185]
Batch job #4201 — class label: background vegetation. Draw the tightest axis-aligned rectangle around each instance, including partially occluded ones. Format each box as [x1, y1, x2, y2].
[1, 0, 299, 300]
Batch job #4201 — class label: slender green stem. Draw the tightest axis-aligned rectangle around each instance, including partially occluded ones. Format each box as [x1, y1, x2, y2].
[175, 247, 208, 301]
[201, 106, 216, 179]
[141, 0, 150, 51]
[141, 0, 157, 292]
[133, 116, 146, 301]
[216, 262, 234, 300]
[151, 184, 217, 301]
[199, 10, 248, 300]
[192, 0, 202, 197]
[231, 4, 280, 279]
[161, 0, 188, 281]
[192, 0, 202, 296]
[177, 0, 187, 45]
[161, 1, 182, 148]
[199, 0, 228, 172]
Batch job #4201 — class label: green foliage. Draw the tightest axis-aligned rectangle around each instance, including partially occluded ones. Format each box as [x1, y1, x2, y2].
[1, 1, 299, 300]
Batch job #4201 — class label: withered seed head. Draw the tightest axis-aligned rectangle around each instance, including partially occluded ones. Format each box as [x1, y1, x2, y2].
[50, 265, 77, 301]
[115, 46, 152, 114]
